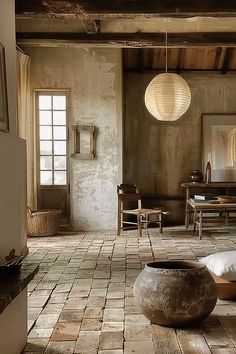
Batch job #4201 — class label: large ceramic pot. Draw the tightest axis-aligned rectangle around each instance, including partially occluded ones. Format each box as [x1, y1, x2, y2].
[133, 260, 217, 327]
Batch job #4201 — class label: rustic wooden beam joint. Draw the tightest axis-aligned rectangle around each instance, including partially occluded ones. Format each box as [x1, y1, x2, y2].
[82, 19, 100, 34]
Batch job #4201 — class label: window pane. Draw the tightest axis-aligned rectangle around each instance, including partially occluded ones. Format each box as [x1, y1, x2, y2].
[53, 96, 66, 110]
[53, 111, 66, 125]
[54, 171, 67, 185]
[54, 141, 66, 155]
[53, 126, 66, 140]
[54, 156, 67, 170]
[40, 126, 52, 140]
[39, 95, 51, 109]
[40, 141, 52, 155]
[40, 171, 52, 185]
[39, 111, 52, 125]
[40, 156, 52, 170]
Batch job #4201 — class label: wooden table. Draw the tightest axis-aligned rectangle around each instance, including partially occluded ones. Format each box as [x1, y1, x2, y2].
[181, 182, 236, 228]
[188, 198, 236, 239]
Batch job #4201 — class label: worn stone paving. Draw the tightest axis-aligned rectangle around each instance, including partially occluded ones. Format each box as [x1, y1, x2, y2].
[22, 227, 236, 354]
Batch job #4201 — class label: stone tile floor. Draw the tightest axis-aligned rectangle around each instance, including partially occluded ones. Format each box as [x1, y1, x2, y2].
[22, 227, 236, 354]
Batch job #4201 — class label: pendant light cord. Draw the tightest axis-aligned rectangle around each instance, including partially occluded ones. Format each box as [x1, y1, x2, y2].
[165, 18, 168, 74]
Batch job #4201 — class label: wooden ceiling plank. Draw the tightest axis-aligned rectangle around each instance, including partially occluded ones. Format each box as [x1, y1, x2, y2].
[222, 47, 234, 73]
[176, 48, 186, 73]
[16, 32, 236, 48]
[214, 47, 223, 69]
[138, 48, 144, 73]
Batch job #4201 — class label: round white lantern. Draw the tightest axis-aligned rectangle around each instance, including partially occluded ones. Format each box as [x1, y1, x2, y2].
[144, 73, 191, 121]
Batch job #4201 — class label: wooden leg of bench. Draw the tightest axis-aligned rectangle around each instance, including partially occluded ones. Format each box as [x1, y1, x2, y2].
[159, 213, 163, 234]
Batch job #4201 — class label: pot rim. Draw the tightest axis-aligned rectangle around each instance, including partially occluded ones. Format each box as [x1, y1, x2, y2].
[145, 260, 206, 272]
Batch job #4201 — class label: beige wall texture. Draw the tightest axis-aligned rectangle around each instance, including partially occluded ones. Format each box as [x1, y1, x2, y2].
[26, 47, 123, 231]
[0, 2, 28, 353]
[124, 73, 236, 224]
[0, 0, 27, 256]
[0, 0, 17, 134]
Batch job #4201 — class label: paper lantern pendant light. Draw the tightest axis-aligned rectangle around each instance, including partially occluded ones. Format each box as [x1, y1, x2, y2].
[144, 73, 191, 121]
[144, 18, 191, 121]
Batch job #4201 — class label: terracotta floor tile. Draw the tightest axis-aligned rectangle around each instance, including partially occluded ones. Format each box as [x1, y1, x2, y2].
[25, 229, 236, 353]
[51, 322, 81, 341]
[45, 340, 76, 353]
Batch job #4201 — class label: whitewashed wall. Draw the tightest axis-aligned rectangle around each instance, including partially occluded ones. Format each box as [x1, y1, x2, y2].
[26, 47, 123, 231]
[0, 0, 27, 256]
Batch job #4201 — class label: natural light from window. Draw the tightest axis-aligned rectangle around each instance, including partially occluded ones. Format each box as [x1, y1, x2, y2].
[38, 93, 67, 186]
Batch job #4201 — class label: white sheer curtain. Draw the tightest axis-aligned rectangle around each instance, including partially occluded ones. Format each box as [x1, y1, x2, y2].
[17, 50, 37, 209]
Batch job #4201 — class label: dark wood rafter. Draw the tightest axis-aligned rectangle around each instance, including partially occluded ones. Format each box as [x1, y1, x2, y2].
[214, 47, 223, 70]
[16, 32, 236, 48]
[124, 67, 236, 73]
[222, 47, 234, 73]
[15, 0, 236, 18]
[176, 48, 186, 73]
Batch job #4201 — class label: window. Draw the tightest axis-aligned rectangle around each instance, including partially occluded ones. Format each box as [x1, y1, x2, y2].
[37, 92, 68, 186]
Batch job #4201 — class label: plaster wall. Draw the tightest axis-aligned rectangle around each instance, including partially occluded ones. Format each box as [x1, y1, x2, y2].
[0, 0, 17, 134]
[0, 0, 27, 255]
[26, 47, 122, 230]
[0, 289, 27, 354]
[124, 73, 236, 224]
[0, 1, 27, 351]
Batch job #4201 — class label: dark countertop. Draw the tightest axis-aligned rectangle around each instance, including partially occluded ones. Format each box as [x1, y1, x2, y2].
[0, 264, 39, 315]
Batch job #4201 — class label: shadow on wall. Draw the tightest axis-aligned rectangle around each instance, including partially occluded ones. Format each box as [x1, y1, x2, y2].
[142, 198, 185, 226]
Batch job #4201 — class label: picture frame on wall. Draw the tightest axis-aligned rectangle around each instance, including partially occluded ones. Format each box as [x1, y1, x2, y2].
[0, 43, 9, 132]
[202, 113, 236, 182]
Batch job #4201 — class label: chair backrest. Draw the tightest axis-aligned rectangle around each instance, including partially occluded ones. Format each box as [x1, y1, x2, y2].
[117, 184, 141, 209]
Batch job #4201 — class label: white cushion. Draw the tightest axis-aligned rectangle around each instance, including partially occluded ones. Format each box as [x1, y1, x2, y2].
[199, 251, 236, 281]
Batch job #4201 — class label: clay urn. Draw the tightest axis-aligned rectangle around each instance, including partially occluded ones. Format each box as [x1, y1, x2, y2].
[133, 260, 217, 327]
[188, 170, 203, 183]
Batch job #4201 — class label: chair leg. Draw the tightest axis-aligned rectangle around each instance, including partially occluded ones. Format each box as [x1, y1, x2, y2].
[117, 202, 121, 236]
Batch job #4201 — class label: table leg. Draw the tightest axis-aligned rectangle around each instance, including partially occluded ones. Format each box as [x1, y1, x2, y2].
[199, 211, 203, 240]
[225, 211, 229, 226]
[193, 209, 196, 234]
[185, 188, 190, 229]
[138, 214, 142, 237]
[159, 213, 163, 234]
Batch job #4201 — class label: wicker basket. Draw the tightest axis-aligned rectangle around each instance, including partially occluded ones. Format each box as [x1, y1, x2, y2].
[27, 208, 61, 237]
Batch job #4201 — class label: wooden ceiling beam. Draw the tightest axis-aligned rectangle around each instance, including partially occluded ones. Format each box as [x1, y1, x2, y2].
[15, 0, 236, 18]
[16, 32, 236, 48]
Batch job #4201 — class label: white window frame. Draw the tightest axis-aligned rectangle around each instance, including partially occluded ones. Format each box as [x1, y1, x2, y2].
[35, 89, 69, 188]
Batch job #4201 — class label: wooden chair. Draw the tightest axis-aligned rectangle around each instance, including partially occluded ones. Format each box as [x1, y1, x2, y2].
[117, 184, 167, 236]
